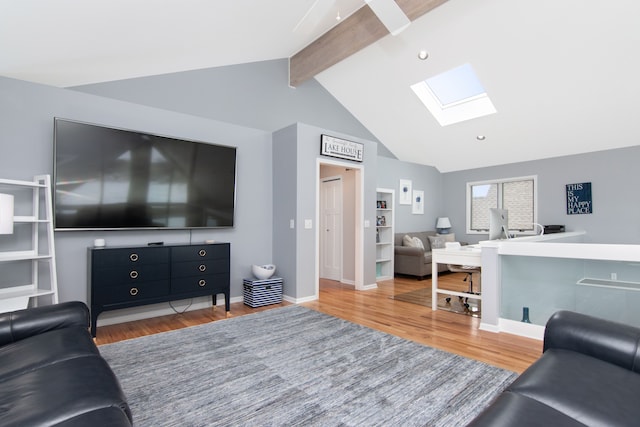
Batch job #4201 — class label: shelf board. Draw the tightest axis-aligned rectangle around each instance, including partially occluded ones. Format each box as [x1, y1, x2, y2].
[0, 251, 52, 262]
[0, 285, 55, 299]
[0, 178, 46, 188]
[14, 216, 50, 223]
[577, 277, 640, 292]
[376, 258, 392, 263]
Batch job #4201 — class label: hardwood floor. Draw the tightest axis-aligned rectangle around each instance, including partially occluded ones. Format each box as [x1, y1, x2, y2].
[95, 273, 542, 373]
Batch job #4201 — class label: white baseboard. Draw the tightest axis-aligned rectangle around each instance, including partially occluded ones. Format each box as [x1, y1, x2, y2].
[499, 318, 545, 340]
[283, 294, 318, 304]
[95, 295, 240, 328]
[478, 322, 501, 333]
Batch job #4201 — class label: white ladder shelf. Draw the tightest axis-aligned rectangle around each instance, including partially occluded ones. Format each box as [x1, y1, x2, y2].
[0, 175, 58, 312]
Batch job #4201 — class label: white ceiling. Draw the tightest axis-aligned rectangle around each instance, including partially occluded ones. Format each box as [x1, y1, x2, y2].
[2, 0, 640, 172]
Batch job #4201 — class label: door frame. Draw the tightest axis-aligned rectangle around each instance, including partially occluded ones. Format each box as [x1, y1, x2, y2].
[316, 158, 364, 297]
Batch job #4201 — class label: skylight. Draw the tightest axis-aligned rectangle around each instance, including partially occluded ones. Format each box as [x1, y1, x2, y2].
[411, 63, 496, 126]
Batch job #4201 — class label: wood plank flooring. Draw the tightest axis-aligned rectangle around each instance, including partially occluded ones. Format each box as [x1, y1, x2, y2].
[95, 273, 542, 373]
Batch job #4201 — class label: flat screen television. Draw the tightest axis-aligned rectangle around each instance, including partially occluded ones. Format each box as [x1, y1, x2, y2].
[53, 118, 237, 230]
[488, 208, 510, 240]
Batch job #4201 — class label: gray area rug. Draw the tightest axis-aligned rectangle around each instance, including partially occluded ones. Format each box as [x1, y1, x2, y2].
[99, 305, 515, 426]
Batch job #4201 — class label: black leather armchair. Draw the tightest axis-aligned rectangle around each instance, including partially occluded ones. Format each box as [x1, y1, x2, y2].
[468, 310, 640, 426]
[0, 302, 132, 427]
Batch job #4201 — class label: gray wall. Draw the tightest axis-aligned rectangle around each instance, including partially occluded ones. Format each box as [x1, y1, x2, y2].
[272, 125, 298, 298]
[274, 123, 378, 297]
[0, 76, 273, 318]
[376, 156, 444, 234]
[73, 59, 396, 158]
[442, 145, 640, 244]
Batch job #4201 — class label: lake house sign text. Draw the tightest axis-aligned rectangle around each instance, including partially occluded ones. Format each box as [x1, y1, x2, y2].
[320, 134, 363, 163]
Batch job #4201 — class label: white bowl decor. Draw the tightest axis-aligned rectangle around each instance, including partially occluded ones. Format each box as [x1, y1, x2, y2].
[252, 264, 276, 280]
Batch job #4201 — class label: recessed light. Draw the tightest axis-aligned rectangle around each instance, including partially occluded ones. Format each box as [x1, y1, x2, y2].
[476, 135, 486, 141]
[418, 50, 429, 60]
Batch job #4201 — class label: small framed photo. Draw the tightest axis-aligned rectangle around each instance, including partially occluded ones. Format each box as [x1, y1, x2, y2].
[377, 200, 387, 209]
[376, 215, 386, 226]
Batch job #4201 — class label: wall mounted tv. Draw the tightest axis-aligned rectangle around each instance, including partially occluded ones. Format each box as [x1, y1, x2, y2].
[53, 118, 237, 230]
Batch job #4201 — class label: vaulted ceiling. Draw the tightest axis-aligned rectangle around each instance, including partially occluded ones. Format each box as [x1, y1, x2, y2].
[2, 0, 639, 172]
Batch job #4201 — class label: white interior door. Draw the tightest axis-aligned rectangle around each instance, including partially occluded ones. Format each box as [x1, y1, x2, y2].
[320, 177, 343, 281]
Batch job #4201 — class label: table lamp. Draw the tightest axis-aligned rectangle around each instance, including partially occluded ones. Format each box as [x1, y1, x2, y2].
[0, 193, 15, 235]
[436, 217, 451, 234]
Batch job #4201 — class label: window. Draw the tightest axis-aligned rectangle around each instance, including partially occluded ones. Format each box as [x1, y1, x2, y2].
[466, 176, 537, 234]
[410, 63, 497, 126]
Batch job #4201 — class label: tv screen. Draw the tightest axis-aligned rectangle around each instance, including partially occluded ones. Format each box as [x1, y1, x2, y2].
[53, 118, 237, 230]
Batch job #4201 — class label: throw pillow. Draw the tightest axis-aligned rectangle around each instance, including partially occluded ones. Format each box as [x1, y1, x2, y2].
[402, 234, 417, 247]
[412, 237, 424, 250]
[427, 235, 447, 250]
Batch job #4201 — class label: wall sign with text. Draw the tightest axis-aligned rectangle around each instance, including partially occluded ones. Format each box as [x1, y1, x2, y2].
[320, 134, 363, 162]
[566, 182, 592, 215]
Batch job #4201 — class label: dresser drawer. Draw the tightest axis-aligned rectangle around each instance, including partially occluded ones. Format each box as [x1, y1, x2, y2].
[170, 273, 230, 294]
[171, 244, 229, 262]
[92, 247, 170, 267]
[94, 280, 170, 305]
[171, 259, 229, 278]
[93, 264, 170, 287]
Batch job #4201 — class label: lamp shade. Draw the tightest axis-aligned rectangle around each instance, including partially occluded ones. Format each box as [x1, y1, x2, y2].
[0, 193, 14, 235]
[436, 217, 452, 229]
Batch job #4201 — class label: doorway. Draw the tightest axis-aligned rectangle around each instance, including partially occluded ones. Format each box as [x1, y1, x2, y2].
[317, 160, 363, 296]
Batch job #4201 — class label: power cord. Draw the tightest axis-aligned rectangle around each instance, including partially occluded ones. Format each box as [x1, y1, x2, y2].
[169, 299, 193, 314]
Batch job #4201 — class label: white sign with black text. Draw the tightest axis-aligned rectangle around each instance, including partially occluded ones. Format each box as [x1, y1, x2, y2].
[320, 134, 363, 162]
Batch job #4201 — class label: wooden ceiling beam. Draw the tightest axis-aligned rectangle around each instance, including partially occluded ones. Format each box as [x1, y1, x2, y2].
[289, 0, 448, 87]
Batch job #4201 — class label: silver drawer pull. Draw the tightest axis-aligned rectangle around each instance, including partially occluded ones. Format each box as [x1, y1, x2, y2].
[199, 264, 206, 272]
[130, 253, 139, 262]
[199, 279, 206, 287]
[130, 270, 139, 279]
[199, 249, 206, 257]
[130, 287, 139, 296]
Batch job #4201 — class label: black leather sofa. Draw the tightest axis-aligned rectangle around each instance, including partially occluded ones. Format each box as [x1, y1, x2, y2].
[468, 310, 640, 426]
[0, 301, 132, 427]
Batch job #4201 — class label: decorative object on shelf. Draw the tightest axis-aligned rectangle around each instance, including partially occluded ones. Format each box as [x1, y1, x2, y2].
[399, 179, 412, 205]
[0, 193, 14, 235]
[252, 264, 276, 280]
[377, 200, 387, 209]
[521, 306, 531, 323]
[566, 182, 592, 215]
[376, 215, 386, 226]
[412, 190, 424, 215]
[436, 217, 452, 234]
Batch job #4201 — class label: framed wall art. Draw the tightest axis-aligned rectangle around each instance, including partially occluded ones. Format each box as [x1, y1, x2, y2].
[399, 179, 412, 205]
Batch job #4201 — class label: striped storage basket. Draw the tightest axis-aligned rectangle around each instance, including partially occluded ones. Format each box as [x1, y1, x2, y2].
[243, 277, 283, 308]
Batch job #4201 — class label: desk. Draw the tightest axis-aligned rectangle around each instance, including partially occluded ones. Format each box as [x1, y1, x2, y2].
[431, 246, 482, 311]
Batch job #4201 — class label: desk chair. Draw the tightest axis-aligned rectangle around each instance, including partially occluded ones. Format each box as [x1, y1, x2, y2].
[444, 242, 481, 310]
